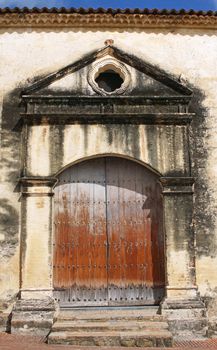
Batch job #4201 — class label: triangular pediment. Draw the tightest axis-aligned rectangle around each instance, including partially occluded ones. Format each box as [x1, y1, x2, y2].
[22, 45, 192, 97]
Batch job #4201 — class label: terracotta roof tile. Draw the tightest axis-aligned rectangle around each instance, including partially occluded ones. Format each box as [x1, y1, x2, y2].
[0, 7, 216, 16]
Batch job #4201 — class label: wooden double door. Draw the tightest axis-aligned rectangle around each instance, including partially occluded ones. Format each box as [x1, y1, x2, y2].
[53, 157, 165, 307]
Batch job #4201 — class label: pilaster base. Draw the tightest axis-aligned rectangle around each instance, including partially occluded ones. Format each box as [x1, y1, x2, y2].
[20, 289, 53, 300]
[11, 297, 56, 338]
[166, 286, 198, 299]
[160, 297, 208, 340]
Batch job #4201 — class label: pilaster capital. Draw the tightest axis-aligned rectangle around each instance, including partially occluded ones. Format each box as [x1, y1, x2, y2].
[19, 176, 57, 196]
[160, 177, 195, 194]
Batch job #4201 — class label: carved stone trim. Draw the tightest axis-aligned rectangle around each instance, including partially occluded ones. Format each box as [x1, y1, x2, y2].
[19, 177, 57, 196]
[160, 177, 195, 194]
[21, 113, 194, 126]
[22, 95, 192, 104]
[21, 44, 192, 97]
[88, 57, 131, 96]
[160, 177, 195, 186]
[19, 177, 57, 187]
[14, 298, 55, 311]
[166, 286, 198, 291]
[0, 13, 217, 29]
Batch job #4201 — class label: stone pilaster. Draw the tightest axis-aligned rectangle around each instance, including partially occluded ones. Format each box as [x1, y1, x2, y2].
[11, 177, 57, 336]
[160, 177, 197, 299]
[19, 177, 57, 300]
[160, 177, 207, 339]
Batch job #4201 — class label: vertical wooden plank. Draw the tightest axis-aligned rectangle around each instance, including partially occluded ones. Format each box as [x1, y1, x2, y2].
[53, 169, 71, 292]
[68, 165, 78, 303]
[106, 158, 122, 304]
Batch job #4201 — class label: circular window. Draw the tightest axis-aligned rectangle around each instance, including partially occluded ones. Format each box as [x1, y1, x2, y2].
[95, 69, 124, 93]
[88, 58, 131, 96]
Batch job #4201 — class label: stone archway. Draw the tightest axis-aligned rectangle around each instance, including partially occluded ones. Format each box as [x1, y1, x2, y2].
[53, 156, 165, 307]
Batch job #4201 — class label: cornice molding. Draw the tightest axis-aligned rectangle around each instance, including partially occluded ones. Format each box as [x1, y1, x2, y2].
[0, 13, 217, 29]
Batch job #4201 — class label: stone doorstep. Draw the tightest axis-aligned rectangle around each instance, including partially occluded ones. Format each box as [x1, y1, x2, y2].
[13, 299, 55, 312]
[11, 312, 54, 337]
[168, 318, 208, 330]
[49, 307, 172, 347]
[161, 300, 206, 319]
[163, 308, 205, 318]
[168, 320, 208, 340]
[162, 299, 205, 309]
[58, 308, 163, 321]
[166, 315, 208, 339]
[52, 320, 169, 332]
[48, 330, 173, 347]
[10, 300, 209, 345]
[11, 299, 56, 337]
[160, 299, 208, 340]
[0, 312, 11, 332]
[208, 318, 217, 337]
[57, 315, 165, 322]
[11, 319, 53, 329]
[0, 302, 14, 332]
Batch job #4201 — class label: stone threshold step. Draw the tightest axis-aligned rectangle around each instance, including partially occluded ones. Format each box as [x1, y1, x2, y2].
[57, 316, 164, 322]
[59, 307, 159, 313]
[58, 309, 162, 321]
[52, 320, 169, 332]
[60, 306, 159, 311]
[48, 330, 173, 347]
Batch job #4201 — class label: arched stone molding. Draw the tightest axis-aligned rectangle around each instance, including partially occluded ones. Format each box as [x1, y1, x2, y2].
[55, 153, 162, 178]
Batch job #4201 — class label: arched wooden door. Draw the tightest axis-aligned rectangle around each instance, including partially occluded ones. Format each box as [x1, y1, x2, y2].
[53, 157, 165, 307]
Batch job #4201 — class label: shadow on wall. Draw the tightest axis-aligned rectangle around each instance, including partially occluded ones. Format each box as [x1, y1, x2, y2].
[0, 198, 19, 258]
[0, 88, 23, 258]
[189, 87, 217, 258]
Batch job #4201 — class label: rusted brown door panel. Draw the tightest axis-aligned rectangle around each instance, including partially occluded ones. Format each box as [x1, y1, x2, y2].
[106, 157, 165, 305]
[53, 158, 108, 306]
[53, 157, 165, 307]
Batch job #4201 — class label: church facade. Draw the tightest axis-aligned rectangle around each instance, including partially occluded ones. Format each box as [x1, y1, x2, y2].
[0, 7, 217, 343]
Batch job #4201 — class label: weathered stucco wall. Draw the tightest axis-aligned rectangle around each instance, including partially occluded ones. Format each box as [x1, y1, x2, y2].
[26, 124, 189, 177]
[0, 27, 217, 302]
